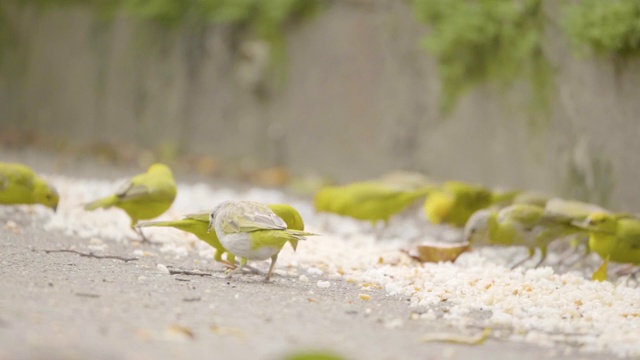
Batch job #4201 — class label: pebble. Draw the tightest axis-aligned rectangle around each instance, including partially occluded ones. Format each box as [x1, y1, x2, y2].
[157, 263, 170, 274]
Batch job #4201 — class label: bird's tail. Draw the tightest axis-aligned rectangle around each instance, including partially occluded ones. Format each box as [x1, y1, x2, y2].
[84, 195, 117, 211]
[285, 230, 318, 238]
[135, 219, 182, 229]
[285, 230, 319, 251]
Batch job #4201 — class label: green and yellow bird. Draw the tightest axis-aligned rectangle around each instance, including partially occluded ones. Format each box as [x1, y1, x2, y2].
[136, 203, 306, 267]
[0, 162, 59, 211]
[544, 198, 611, 253]
[575, 212, 640, 265]
[209, 200, 317, 281]
[314, 181, 434, 225]
[84, 163, 177, 239]
[424, 181, 494, 228]
[464, 204, 586, 268]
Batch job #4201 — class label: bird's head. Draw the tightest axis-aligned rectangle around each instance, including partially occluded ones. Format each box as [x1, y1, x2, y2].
[207, 201, 229, 233]
[578, 212, 617, 233]
[34, 179, 59, 212]
[147, 163, 173, 176]
[463, 209, 495, 245]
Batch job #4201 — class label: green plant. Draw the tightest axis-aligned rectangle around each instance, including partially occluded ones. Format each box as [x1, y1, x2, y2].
[6, 0, 321, 80]
[412, 0, 552, 116]
[564, 0, 640, 56]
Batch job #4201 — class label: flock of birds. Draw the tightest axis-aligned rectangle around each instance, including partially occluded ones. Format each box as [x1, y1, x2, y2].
[2, 161, 640, 282]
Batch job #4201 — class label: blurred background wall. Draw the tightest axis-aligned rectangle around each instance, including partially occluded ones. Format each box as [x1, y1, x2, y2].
[1, 0, 639, 211]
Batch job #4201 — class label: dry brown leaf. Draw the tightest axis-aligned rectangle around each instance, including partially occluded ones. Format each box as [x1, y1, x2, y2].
[418, 328, 491, 345]
[210, 324, 245, 338]
[405, 242, 471, 263]
[165, 324, 194, 341]
[195, 155, 219, 176]
[252, 167, 290, 187]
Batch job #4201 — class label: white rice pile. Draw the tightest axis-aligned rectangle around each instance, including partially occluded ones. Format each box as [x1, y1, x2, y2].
[13, 175, 640, 357]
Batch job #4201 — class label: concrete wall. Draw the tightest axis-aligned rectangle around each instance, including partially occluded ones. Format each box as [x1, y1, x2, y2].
[2, 1, 640, 211]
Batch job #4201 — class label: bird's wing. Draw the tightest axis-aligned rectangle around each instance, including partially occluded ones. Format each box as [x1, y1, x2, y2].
[115, 180, 151, 201]
[237, 209, 287, 232]
[498, 205, 543, 228]
[184, 211, 210, 222]
[544, 198, 609, 221]
[0, 173, 7, 191]
[219, 203, 287, 233]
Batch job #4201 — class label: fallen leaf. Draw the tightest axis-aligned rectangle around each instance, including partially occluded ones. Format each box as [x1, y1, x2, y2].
[165, 324, 194, 341]
[4, 221, 21, 234]
[283, 350, 346, 360]
[195, 155, 219, 176]
[135, 328, 153, 342]
[251, 167, 290, 187]
[418, 328, 491, 345]
[210, 324, 245, 338]
[405, 242, 471, 263]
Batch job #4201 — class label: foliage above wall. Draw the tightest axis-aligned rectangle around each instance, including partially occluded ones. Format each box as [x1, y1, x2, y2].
[5, 0, 321, 84]
[564, 0, 640, 57]
[411, 0, 552, 116]
[3, 0, 640, 114]
[412, 0, 640, 117]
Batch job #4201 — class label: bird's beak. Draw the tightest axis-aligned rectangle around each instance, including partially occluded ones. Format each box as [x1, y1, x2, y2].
[52, 204, 58, 213]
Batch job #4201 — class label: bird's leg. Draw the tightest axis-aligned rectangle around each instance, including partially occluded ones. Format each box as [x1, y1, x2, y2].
[556, 245, 579, 266]
[533, 247, 547, 268]
[630, 268, 640, 285]
[614, 263, 636, 277]
[564, 250, 592, 269]
[214, 251, 236, 270]
[225, 258, 247, 278]
[264, 254, 279, 282]
[510, 248, 535, 270]
[618, 266, 639, 286]
[243, 265, 264, 275]
[133, 225, 151, 243]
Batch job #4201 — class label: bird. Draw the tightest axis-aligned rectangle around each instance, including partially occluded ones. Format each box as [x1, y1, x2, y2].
[0, 162, 59, 211]
[424, 181, 494, 228]
[544, 198, 611, 255]
[136, 203, 306, 268]
[208, 200, 317, 281]
[84, 163, 177, 240]
[464, 203, 586, 268]
[314, 181, 434, 225]
[575, 212, 640, 265]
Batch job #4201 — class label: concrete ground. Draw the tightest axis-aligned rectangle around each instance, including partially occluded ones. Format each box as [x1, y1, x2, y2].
[0, 149, 610, 359]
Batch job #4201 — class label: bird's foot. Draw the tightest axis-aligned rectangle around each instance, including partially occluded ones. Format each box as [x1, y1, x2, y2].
[614, 263, 636, 277]
[509, 257, 531, 270]
[133, 227, 156, 244]
[224, 268, 238, 279]
[220, 260, 236, 270]
[243, 265, 264, 275]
